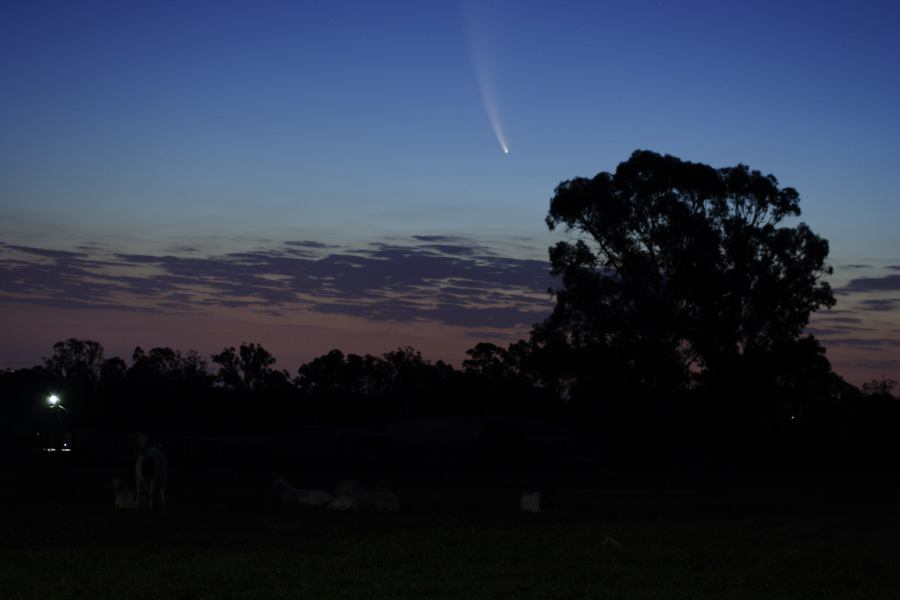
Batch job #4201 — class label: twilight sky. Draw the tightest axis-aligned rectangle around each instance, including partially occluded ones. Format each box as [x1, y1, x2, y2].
[1, 0, 898, 385]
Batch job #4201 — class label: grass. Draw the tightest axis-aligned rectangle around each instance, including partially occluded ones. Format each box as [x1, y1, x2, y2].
[1, 468, 899, 599]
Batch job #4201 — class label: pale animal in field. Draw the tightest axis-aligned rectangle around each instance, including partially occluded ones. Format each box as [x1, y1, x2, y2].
[298, 489, 334, 507]
[272, 478, 333, 507]
[136, 446, 168, 509]
[367, 491, 400, 512]
[111, 478, 138, 509]
[327, 494, 361, 511]
[520, 491, 542, 513]
[601, 535, 623, 548]
[331, 480, 399, 512]
[335, 480, 363, 498]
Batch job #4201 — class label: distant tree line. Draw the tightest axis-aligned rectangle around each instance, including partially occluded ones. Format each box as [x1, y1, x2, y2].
[1, 335, 897, 473]
[0, 338, 561, 432]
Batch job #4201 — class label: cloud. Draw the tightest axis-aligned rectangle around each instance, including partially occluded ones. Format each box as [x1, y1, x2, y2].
[806, 327, 859, 337]
[839, 274, 900, 293]
[284, 240, 334, 249]
[0, 295, 158, 312]
[0, 237, 556, 329]
[412, 235, 461, 243]
[463, 330, 523, 339]
[858, 298, 900, 312]
[2, 244, 88, 259]
[822, 338, 900, 348]
[841, 358, 900, 371]
[810, 316, 864, 324]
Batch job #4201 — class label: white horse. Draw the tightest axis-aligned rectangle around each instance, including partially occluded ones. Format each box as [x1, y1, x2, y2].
[136, 446, 168, 509]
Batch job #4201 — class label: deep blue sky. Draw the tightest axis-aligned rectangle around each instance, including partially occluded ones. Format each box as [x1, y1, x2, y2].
[1, 0, 899, 383]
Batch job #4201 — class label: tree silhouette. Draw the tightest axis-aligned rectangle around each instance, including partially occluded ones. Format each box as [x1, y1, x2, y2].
[861, 377, 897, 398]
[536, 150, 836, 437]
[463, 341, 549, 415]
[130, 346, 211, 388]
[463, 343, 512, 379]
[43, 338, 105, 381]
[100, 356, 128, 384]
[211, 342, 284, 392]
[296, 349, 379, 401]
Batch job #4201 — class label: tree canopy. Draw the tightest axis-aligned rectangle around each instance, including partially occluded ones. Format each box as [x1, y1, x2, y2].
[536, 150, 835, 398]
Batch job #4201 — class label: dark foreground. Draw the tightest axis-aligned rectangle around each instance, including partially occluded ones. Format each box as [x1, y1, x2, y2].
[2, 467, 899, 599]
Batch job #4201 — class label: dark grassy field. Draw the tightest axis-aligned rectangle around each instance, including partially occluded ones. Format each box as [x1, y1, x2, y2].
[2, 464, 900, 599]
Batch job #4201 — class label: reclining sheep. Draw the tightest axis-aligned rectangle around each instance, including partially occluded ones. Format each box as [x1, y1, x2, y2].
[521, 490, 542, 513]
[521, 487, 557, 513]
[111, 478, 138, 509]
[327, 494, 362, 511]
[328, 480, 400, 512]
[272, 477, 333, 508]
[335, 480, 362, 498]
[367, 490, 400, 512]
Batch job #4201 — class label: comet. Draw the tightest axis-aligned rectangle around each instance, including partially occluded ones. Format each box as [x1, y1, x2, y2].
[462, 1, 510, 155]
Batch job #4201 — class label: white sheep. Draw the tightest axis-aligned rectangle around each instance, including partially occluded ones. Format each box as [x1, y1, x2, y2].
[272, 477, 299, 504]
[601, 535, 623, 549]
[272, 478, 333, 507]
[328, 491, 400, 512]
[299, 489, 334, 507]
[135, 446, 168, 509]
[330, 480, 400, 512]
[327, 494, 361, 511]
[111, 478, 138, 509]
[335, 480, 363, 498]
[520, 491, 542, 513]
[367, 491, 400, 512]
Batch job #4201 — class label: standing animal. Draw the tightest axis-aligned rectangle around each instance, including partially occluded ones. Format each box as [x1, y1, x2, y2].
[136, 446, 168, 509]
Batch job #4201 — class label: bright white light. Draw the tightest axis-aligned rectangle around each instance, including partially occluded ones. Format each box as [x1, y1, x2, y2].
[47, 394, 60, 407]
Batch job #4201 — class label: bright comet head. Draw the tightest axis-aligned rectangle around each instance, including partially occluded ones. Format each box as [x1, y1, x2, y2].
[503, 147, 509, 154]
